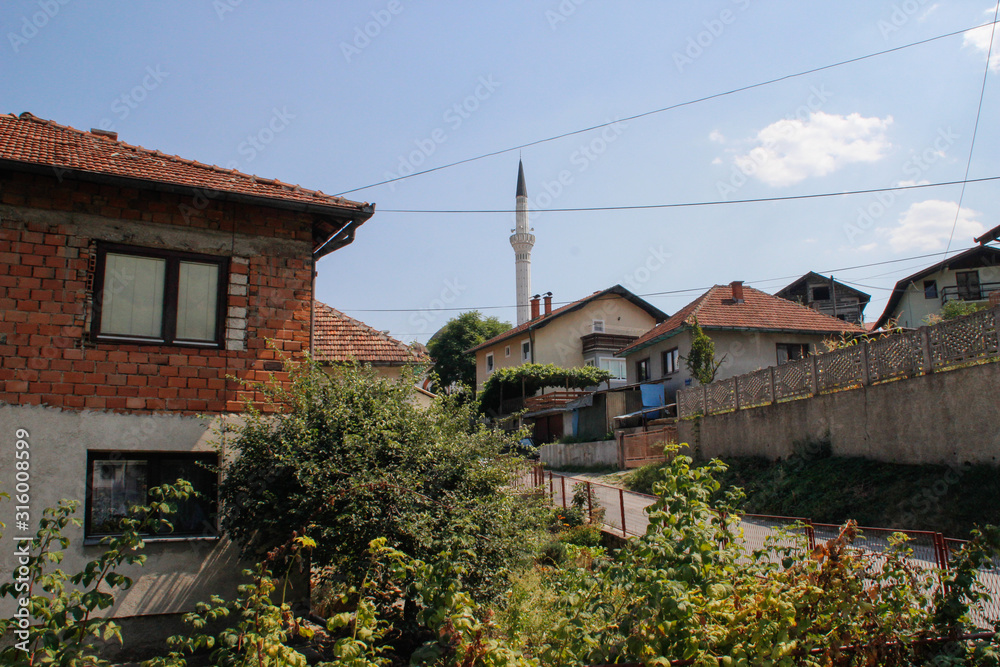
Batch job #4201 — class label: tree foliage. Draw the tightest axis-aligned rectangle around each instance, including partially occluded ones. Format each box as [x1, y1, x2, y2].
[218, 361, 541, 606]
[478, 363, 612, 414]
[684, 318, 725, 385]
[426, 311, 510, 392]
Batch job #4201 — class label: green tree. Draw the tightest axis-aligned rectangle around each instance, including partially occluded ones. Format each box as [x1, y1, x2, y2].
[218, 361, 540, 608]
[427, 311, 510, 392]
[684, 318, 725, 384]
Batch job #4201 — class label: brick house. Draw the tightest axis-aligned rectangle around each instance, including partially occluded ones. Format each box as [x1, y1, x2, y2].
[0, 113, 373, 635]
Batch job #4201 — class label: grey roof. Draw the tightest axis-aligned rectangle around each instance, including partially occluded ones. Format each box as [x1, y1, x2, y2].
[516, 159, 527, 198]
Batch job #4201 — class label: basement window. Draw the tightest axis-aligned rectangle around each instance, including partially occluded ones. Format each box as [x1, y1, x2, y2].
[85, 451, 218, 540]
[92, 243, 228, 347]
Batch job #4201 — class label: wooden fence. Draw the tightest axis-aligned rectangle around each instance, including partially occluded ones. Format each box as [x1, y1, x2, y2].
[678, 305, 1000, 419]
[620, 424, 676, 469]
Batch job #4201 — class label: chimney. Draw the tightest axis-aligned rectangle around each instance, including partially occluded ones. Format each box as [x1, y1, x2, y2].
[731, 281, 745, 304]
[543, 291, 553, 315]
[90, 128, 118, 141]
[530, 294, 541, 320]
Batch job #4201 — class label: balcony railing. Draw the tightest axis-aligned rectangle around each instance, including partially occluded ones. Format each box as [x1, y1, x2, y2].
[524, 391, 588, 412]
[581, 332, 639, 353]
[940, 282, 1000, 303]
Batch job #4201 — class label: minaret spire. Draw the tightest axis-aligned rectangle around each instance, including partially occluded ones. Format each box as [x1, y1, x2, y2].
[510, 160, 535, 326]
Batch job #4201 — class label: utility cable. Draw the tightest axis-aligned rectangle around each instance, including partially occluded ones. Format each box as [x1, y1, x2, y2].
[333, 20, 999, 197]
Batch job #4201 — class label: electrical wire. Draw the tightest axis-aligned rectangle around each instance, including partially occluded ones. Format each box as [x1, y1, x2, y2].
[333, 20, 999, 197]
[944, 7, 999, 256]
[375, 176, 1000, 214]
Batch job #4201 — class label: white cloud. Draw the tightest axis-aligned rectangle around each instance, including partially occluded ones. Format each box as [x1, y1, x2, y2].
[897, 179, 930, 187]
[964, 21, 1000, 71]
[880, 200, 985, 252]
[708, 130, 726, 144]
[733, 112, 893, 187]
[918, 3, 940, 21]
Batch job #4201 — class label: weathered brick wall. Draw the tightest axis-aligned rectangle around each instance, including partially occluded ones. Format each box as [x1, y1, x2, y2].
[0, 169, 316, 415]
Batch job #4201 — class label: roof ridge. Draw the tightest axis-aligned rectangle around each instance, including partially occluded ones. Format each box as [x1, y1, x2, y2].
[4, 112, 365, 209]
[314, 300, 422, 359]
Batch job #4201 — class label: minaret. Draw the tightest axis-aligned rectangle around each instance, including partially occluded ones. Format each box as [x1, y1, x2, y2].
[510, 160, 535, 325]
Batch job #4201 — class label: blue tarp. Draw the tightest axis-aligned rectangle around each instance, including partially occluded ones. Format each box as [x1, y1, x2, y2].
[639, 383, 665, 419]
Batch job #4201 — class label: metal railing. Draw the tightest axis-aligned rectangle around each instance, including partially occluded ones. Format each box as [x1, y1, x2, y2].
[940, 282, 1000, 303]
[515, 467, 999, 629]
[678, 305, 1000, 419]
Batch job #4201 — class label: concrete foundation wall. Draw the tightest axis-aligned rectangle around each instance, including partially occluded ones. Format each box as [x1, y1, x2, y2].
[677, 361, 1000, 465]
[0, 404, 253, 619]
[540, 439, 618, 468]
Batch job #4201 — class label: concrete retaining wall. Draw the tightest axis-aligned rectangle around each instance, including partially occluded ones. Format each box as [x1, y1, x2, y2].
[540, 439, 618, 468]
[677, 360, 1000, 465]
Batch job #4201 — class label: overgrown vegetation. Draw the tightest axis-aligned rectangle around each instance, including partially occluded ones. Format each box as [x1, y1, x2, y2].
[5, 362, 1000, 666]
[477, 363, 611, 415]
[425, 310, 510, 393]
[627, 443, 1000, 538]
[683, 318, 725, 384]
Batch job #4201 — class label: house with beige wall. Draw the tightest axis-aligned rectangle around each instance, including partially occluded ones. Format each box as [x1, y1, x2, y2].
[617, 282, 864, 404]
[871, 244, 1000, 330]
[313, 301, 434, 407]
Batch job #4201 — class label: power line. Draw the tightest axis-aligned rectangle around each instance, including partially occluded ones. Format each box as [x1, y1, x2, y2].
[339, 250, 962, 314]
[374, 176, 1000, 214]
[333, 20, 999, 197]
[944, 7, 999, 256]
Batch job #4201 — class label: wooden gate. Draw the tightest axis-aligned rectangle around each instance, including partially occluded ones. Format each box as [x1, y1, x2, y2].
[620, 425, 676, 468]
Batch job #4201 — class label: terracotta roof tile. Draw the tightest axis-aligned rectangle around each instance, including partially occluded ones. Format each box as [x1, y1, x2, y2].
[313, 301, 427, 365]
[0, 112, 369, 213]
[620, 284, 865, 355]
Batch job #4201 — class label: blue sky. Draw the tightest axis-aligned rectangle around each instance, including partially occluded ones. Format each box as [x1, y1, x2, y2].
[3, 1, 998, 342]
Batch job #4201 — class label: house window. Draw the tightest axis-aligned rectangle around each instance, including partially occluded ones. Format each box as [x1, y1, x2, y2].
[598, 357, 626, 380]
[776, 343, 809, 365]
[592, 320, 605, 333]
[86, 451, 218, 538]
[486, 353, 494, 373]
[93, 243, 228, 347]
[521, 340, 531, 362]
[662, 347, 679, 375]
[956, 271, 981, 301]
[924, 280, 938, 299]
[811, 285, 831, 301]
[636, 358, 650, 382]
[505, 345, 511, 358]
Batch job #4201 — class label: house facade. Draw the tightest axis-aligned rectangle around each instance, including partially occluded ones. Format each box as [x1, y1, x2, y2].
[775, 272, 870, 326]
[0, 113, 372, 629]
[617, 282, 864, 403]
[871, 244, 1000, 329]
[468, 285, 667, 391]
[313, 301, 434, 406]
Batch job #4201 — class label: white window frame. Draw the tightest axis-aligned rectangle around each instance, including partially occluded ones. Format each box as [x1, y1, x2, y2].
[505, 345, 511, 358]
[521, 339, 531, 362]
[486, 352, 495, 374]
[592, 319, 605, 333]
[597, 356, 626, 380]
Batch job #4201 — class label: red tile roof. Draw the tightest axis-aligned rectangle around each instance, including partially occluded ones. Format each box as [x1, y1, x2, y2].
[313, 301, 427, 366]
[465, 285, 668, 354]
[0, 112, 370, 214]
[619, 284, 865, 355]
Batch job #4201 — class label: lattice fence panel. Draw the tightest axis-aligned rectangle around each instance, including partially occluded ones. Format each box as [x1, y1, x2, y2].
[929, 308, 999, 369]
[867, 331, 922, 382]
[705, 377, 736, 414]
[773, 357, 812, 400]
[816, 346, 863, 392]
[677, 387, 703, 419]
[737, 367, 772, 408]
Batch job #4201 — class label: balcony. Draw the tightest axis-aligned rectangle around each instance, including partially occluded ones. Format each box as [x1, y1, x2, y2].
[940, 282, 1000, 303]
[524, 391, 589, 412]
[581, 332, 640, 354]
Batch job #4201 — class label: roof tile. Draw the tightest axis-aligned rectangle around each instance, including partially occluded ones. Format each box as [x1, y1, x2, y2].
[313, 301, 427, 365]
